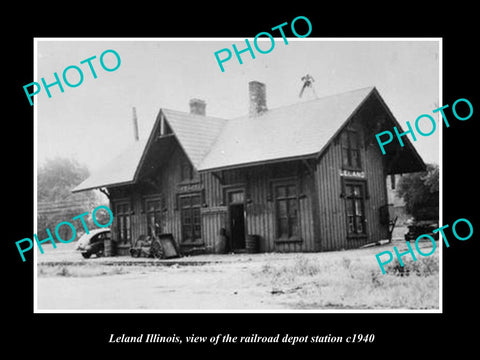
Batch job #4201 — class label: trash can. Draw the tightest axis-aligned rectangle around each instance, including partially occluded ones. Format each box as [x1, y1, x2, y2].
[246, 235, 259, 253]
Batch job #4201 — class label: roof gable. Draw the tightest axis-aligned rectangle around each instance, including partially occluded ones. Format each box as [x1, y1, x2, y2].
[72, 109, 228, 192]
[161, 109, 227, 168]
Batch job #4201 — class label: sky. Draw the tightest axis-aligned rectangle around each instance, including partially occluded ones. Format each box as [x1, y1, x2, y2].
[36, 38, 440, 175]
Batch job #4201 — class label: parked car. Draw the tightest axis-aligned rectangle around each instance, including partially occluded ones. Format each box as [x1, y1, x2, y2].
[75, 228, 111, 258]
[404, 220, 439, 241]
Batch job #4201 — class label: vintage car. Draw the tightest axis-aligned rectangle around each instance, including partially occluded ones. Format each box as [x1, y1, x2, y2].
[404, 221, 439, 242]
[75, 228, 111, 258]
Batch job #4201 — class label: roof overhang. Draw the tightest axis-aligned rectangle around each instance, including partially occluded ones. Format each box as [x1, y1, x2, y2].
[368, 89, 426, 174]
[71, 132, 176, 193]
[71, 138, 149, 193]
[319, 88, 426, 175]
[198, 153, 318, 173]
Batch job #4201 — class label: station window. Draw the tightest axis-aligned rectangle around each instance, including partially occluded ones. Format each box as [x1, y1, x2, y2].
[115, 202, 131, 244]
[344, 181, 366, 236]
[341, 129, 362, 170]
[179, 193, 202, 243]
[274, 183, 299, 239]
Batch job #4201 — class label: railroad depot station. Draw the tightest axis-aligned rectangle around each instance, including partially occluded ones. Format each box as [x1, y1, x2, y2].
[73, 81, 424, 256]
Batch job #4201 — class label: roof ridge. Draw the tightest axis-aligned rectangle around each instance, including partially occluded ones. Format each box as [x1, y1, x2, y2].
[198, 86, 377, 171]
[230, 86, 376, 121]
[161, 107, 229, 121]
[161, 87, 375, 123]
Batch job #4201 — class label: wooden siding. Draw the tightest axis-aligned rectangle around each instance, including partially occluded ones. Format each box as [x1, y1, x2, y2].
[109, 145, 186, 250]
[109, 144, 226, 253]
[214, 163, 317, 253]
[199, 170, 225, 251]
[364, 132, 390, 245]
[108, 118, 388, 255]
[108, 148, 318, 253]
[315, 115, 389, 251]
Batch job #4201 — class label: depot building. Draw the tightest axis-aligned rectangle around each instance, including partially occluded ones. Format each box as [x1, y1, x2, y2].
[73, 81, 425, 255]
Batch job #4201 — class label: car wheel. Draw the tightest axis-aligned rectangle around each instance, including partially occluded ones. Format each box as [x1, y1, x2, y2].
[131, 249, 140, 258]
[81, 252, 91, 259]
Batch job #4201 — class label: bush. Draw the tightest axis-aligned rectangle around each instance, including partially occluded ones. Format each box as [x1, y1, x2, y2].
[383, 255, 439, 277]
[256, 253, 439, 309]
[397, 163, 439, 221]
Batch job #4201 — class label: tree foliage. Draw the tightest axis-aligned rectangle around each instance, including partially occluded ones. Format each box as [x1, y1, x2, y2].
[37, 157, 93, 202]
[396, 163, 439, 221]
[37, 157, 109, 241]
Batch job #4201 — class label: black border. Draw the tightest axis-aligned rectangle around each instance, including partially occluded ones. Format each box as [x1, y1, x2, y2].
[6, 6, 478, 355]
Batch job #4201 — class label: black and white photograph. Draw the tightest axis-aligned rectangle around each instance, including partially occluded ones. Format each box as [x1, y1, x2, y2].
[34, 39, 440, 311]
[6, 8, 478, 355]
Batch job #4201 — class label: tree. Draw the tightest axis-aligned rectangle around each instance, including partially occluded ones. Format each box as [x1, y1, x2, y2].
[396, 163, 439, 221]
[37, 157, 93, 202]
[37, 157, 108, 241]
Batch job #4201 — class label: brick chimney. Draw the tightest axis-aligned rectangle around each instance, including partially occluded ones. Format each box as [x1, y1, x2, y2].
[189, 98, 206, 116]
[249, 81, 267, 117]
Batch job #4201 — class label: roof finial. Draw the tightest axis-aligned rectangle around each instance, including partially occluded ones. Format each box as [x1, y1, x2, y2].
[299, 74, 317, 99]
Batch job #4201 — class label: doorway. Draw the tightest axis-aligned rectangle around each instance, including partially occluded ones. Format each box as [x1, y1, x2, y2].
[226, 188, 246, 251]
[229, 203, 245, 250]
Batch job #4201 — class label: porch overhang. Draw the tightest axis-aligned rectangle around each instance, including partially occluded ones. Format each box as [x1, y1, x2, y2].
[72, 134, 177, 193]
[383, 144, 427, 175]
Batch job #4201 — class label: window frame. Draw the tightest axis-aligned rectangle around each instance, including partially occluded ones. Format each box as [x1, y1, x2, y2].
[341, 128, 362, 171]
[179, 159, 198, 184]
[114, 200, 132, 244]
[145, 196, 163, 237]
[178, 192, 202, 244]
[272, 180, 302, 242]
[342, 179, 368, 238]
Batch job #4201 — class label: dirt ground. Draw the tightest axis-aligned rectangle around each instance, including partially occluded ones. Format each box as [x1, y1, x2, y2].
[35, 227, 440, 311]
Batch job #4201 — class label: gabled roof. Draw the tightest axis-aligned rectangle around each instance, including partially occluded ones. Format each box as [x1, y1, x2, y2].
[198, 86, 375, 171]
[72, 109, 227, 193]
[161, 109, 227, 168]
[72, 85, 424, 193]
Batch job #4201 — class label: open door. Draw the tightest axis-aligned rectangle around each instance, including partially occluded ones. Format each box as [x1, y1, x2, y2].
[226, 189, 246, 251]
[229, 203, 245, 250]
